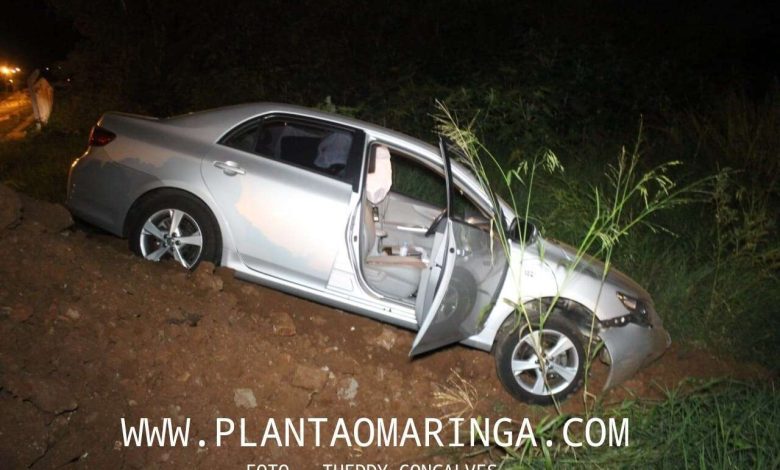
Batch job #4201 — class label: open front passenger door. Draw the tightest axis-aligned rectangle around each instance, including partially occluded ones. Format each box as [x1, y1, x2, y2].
[410, 139, 509, 355]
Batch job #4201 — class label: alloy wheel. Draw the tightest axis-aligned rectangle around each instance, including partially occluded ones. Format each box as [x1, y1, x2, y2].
[139, 208, 204, 269]
[510, 328, 580, 396]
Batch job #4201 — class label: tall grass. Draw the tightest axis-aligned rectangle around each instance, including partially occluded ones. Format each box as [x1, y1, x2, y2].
[626, 91, 780, 365]
[506, 381, 780, 469]
[434, 102, 704, 411]
[432, 100, 778, 468]
[495, 89, 780, 367]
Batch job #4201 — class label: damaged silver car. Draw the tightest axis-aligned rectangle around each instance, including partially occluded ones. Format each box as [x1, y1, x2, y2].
[67, 103, 670, 404]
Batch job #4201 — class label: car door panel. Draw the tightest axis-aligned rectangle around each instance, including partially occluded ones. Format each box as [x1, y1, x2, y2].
[410, 140, 508, 356]
[202, 144, 353, 287]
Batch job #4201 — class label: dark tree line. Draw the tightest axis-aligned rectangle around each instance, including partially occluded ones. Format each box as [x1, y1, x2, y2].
[48, 0, 777, 144]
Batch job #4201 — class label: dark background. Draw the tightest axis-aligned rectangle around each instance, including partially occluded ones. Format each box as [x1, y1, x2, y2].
[2, 1, 777, 120]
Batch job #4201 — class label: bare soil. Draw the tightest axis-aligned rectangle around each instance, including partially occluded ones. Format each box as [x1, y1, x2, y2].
[0, 187, 771, 469]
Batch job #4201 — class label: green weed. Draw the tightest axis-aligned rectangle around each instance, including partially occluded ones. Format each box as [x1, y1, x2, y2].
[504, 381, 780, 469]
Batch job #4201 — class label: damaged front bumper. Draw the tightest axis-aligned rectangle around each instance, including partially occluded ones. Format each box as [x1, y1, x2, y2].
[600, 302, 671, 390]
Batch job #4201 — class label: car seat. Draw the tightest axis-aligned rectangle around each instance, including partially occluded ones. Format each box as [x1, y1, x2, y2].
[361, 202, 424, 299]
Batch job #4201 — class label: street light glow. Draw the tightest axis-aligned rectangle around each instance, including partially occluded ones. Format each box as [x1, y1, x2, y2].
[0, 65, 20, 76]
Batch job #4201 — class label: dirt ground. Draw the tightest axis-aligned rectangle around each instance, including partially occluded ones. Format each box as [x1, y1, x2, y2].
[0, 185, 771, 469]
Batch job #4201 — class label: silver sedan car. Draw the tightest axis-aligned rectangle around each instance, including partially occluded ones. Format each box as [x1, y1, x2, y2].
[66, 103, 670, 404]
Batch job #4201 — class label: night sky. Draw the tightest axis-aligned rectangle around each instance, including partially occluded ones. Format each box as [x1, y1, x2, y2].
[0, 0, 79, 68]
[1, 0, 777, 80]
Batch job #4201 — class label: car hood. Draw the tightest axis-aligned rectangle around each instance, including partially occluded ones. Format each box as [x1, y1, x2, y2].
[539, 238, 651, 301]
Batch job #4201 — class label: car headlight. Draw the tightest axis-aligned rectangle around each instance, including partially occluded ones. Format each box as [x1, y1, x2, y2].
[603, 292, 652, 328]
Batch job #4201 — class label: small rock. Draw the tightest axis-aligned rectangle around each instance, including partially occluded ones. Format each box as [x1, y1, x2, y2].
[271, 311, 296, 336]
[196, 261, 215, 274]
[214, 265, 234, 283]
[65, 307, 80, 320]
[291, 365, 329, 391]
[274, 385, 314, 410]
[337, 377, 359, 403]
[193, 262, 223, 292]
[374, 327, 399, 350]
[233, 388, 257, 409]
[0, 184, 22, 229]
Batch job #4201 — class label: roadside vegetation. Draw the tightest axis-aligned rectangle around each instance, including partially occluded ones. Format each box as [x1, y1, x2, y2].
[509, 380, 780, 468]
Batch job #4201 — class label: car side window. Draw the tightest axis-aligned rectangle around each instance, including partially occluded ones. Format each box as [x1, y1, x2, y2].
[388, 148, 491, 229]
[390, 151, 448, 208]
[222, 123, 258, 153]
[222, 117, 356, 181]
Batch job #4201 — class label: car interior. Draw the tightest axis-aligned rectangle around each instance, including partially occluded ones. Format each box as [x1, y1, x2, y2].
[359, 145, 454, 303]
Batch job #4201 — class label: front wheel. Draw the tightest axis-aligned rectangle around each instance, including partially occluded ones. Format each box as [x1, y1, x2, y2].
[494, 315, 585, 405]
[128, 191, 221, 269]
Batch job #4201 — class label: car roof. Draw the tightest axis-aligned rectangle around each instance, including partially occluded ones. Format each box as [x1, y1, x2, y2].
[164, 102, 439, 154]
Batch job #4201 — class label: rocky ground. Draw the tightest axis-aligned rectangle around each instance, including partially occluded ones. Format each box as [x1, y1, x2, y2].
[0, 184, 771, 469]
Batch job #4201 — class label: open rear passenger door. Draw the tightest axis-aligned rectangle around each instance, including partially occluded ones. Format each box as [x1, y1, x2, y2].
[410, 139, 509, 355]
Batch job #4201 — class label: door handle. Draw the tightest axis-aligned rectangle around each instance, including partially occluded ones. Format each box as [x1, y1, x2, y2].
[213, 160, 245, 176]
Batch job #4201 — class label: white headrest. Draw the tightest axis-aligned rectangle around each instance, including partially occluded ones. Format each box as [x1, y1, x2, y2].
[366, 146, 392, 204]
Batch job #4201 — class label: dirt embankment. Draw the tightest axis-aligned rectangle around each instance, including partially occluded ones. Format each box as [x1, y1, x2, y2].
[0, 185, 771, 468]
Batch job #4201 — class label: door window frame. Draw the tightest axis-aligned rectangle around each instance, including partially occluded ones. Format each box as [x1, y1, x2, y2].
[363, 140, 495, 232]
[218, 113, 365, 191]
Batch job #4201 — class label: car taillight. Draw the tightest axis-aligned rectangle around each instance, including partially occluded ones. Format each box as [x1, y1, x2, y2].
[88, 126, 116, 146]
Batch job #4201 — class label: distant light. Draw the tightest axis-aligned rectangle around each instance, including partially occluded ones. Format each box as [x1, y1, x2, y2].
[0, 65, 19, 76]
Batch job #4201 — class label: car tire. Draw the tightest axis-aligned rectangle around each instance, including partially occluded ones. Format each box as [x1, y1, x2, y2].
[494, 313, 585, 405]
[127, 190, 221, 269]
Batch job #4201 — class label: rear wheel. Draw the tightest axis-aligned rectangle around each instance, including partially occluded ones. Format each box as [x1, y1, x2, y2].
[128, 191, 220, 269]
[494, 314, 585, 405]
